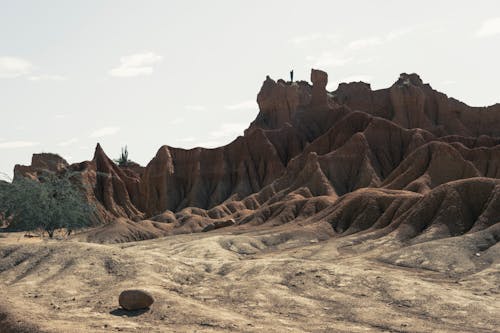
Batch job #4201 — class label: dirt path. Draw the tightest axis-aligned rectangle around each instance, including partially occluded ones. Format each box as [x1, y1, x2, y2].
[0, 229, 498, 333]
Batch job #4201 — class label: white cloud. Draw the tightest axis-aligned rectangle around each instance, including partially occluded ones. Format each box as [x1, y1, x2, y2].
[176, 136, 196, 142]
[0, 56, 33, 78]
[225, 100, 257, 111]
[0, 56, 66, 81]
[307, 53, 352, 69]
[348, 37, 382, 50]
[109, 52, 163, 77]
[109, 67, 153, 77]
[290, 33, 340, 46]
[89, 126, 120, 138]
[476, 17, 500, 37]
[209, 123, 247, 138]
[441, 80, 457, 85]
[304, 27, 416, 71]
[0, 141, 39, 149]
[339, 75, 372, 83]
[169, 117, 184, 125]
[356, 58, 375, 65]
[386, 27, 416, 41]
[181, 123, 248, 149]
[57, 138, 78, 147]
[193, 140, 223, 148]
[120, 52, 163, 67]
[28, 74, 66, 81]
[185, 105, 206, 111]
[290, 33, 323, 45]
[348, 27, 416, 50]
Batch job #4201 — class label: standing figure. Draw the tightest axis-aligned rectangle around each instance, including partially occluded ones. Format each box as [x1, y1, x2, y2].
[290, 70, 294, 82]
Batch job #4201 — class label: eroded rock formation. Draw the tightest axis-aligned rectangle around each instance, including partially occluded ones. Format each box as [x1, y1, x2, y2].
[11, 69, 500, 245]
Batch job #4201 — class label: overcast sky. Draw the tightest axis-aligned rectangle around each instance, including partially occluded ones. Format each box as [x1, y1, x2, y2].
[1, 1, 500, 179]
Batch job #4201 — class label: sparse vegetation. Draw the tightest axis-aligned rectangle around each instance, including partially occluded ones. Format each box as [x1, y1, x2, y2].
[114, 145, 131, 167]
[0, 171, 93, 238]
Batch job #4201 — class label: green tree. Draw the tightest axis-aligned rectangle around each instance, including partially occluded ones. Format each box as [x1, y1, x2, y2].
[0, 171, 93, 238]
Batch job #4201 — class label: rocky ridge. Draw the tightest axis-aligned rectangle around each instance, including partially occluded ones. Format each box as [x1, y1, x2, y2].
[12, 69, 500, 247]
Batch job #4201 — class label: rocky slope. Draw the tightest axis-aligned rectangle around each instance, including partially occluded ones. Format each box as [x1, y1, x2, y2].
[11, 69, 500, 246]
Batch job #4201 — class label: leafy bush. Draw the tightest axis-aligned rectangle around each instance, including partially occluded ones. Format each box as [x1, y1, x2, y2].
[0, 171, 93, 238]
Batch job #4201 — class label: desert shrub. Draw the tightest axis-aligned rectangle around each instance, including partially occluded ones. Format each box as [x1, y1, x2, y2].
[0, 171, 93, 238]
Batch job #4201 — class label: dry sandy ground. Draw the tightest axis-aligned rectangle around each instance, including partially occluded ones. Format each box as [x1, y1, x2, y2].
[0, 226, 499, 333]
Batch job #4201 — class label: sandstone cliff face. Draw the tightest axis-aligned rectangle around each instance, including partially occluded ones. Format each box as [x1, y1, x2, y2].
[336, 72, 500, 137]
[14, 153, 69, 180]
[92, 144, 144, 220]
[11, 69, 500, 244]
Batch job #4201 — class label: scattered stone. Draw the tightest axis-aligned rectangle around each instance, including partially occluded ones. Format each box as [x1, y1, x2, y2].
[119, 290, 154, 311]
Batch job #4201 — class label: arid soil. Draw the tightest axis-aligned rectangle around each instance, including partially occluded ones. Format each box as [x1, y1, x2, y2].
[1, 225, 498, 333]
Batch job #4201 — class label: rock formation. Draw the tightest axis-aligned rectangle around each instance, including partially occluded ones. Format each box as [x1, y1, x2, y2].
[310, 68, 328, 108]
[10, 69, 500, 245]
[14, 153, 69, 180]
[119, 289, 154, 311]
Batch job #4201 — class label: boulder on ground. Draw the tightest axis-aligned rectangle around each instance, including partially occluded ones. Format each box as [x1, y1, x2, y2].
[118, 289, 154, 310]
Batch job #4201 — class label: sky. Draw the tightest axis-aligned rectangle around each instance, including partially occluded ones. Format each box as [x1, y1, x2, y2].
[1, 0, 500, 180]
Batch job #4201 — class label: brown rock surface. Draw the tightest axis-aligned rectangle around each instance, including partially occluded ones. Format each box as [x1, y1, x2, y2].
[118, 289, 154, 311]
[14, 153, 68, 180]
[310, 68, 328, 108]
[9, 69, 500, 246]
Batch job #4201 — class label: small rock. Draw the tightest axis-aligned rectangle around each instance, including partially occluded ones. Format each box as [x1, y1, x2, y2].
[475, 252, 481, 257]
[119, 290, 154, 311]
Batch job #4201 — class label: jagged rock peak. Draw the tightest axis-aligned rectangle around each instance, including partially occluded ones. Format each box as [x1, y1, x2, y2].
[93, 143, 106, 159]
[395, 73, 424, 87]
[252, 73, 303, 130]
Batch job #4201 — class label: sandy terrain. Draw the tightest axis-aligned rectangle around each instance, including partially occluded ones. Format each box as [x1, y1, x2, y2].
[0, 225, 498, 333]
